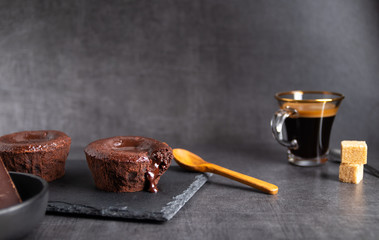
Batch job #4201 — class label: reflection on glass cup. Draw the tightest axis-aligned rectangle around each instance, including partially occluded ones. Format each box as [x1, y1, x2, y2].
[271, 91, 344, 167]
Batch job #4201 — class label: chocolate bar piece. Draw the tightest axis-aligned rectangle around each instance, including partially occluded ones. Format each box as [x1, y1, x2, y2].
[0, 158, 21, 209]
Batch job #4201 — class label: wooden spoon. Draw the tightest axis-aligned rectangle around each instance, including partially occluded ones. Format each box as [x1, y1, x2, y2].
[173, 148, 278, 195]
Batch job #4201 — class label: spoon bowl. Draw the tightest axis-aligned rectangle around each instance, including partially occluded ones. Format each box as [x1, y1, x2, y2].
[172, 148, 209, 171]
[173, 148, 278, 195]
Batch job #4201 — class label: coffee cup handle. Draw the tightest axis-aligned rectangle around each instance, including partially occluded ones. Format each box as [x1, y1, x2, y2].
[271, 108, 299, 149]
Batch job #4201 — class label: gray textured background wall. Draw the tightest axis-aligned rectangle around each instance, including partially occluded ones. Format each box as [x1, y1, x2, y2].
[0, 0, 378, 152]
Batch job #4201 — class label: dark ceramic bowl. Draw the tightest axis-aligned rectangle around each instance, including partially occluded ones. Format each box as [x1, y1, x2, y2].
[0, 172, 48, 240]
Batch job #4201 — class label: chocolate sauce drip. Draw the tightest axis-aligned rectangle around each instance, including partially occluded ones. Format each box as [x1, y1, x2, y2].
[146, 163, 160, 193]
[145, 149, 172, 193]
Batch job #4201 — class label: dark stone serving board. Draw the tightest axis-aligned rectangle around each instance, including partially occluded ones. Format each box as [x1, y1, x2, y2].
[46, 160, 210, 222]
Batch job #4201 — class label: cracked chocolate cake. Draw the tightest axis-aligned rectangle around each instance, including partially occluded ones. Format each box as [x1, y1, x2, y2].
[84, 136, 173, 193]
[0, 130, 71, 182]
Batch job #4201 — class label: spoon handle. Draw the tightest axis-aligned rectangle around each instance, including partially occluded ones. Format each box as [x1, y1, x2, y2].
[207, 163, 278, 195]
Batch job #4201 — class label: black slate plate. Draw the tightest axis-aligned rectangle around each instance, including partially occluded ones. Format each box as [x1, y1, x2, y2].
[47, 160, 210, 222]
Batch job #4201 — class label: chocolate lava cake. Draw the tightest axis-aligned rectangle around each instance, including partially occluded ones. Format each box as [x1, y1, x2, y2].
[84, 136, 173, 193]
[0, 130, 71, 182]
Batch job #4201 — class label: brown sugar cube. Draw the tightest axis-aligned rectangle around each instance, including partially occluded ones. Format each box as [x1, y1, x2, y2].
[339, 163, 364, 184]
[341, 141, 367, 164]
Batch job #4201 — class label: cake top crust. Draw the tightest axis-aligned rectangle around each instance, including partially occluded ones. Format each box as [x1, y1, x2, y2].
[0, 130, 71, 152]
[84, 136, 172, 162]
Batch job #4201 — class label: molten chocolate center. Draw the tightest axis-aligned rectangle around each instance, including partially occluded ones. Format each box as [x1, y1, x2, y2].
[112, 139, 150, 153]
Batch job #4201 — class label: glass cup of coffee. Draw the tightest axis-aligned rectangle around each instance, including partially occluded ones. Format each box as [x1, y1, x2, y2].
[271, 91, 344, 166]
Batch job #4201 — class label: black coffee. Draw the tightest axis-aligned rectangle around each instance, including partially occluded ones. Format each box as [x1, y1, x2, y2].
[285, 115, 335, 159]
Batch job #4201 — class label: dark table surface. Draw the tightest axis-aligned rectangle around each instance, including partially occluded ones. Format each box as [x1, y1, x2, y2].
[24, 144, 379, 240]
